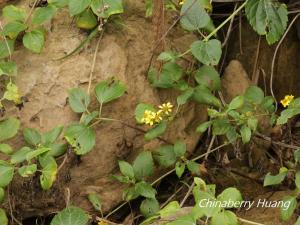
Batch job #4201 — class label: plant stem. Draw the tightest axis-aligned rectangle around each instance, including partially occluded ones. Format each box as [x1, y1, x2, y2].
[238, 217, 265, 225]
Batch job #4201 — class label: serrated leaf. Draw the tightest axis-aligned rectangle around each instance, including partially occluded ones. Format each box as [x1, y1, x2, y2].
[280, 196, 297, 221]
[133, 151, 154, 180]
[245, 0, 288, 44]
[68, 88, 90, 113]
[91, 0, 124, 18]
[0, 161, 14, 188]
[0, 39, 14, 59]
[69, 0, 91, 16]
[140, 198, 160, 218]
[2, 22, 27, 39]
[23, 29, 45, 53]
[87, 193, 102, 211]
[32, 5, 57, 25]
[175, 161, 185, 178]
[0, 144, 13, 155]
[0, 209, 8, 225]
[0, 117, 20, 142]
[154, 145, 176, 168]
[95, 80, 126, 104]
[18, 164, 37, 177]
[3, 5, 26, 22]
[50, 206, 89, 225]
[263, 167, 288, 186]
[135, 181, 157, 199]
[23, 128, 41, 146]
[191, 39, 222, 66]
[177, 88, 194, 106]
[10, 147, 32, 164]
[118, 160, 134, 179]
[195, 65, 221, 91]
[180, 0, 210, 31]
[64, 124, 95, 155]
[144, 122, 167, 141]
[240, 125, 251, 144]
[211, 210, 238, 225]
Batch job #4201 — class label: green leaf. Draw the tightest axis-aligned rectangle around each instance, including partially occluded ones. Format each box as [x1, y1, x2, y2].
[148, 62, 183, 88]
[3, 82, 21, 104]
[247, 117, 258, 131]
[295, 149, 300, 163]
[217, 187, 243, 207]
[180, 0, 210, 31]
[2, 22, 27, 39]
[10, 147, 32, 164]
[48, 0, 69, 8]
[87, 193, 102, 211]
[118, 160, 134, 179]
[0, 61, 17, 76]
[0, 188, 4, 203]
[32, 5, 57, 25]
[26, 147, 50, 161]
[245, 0, 288, 45]
[280, 196, 297, 221]
[18, 164, 37, 177]
[175, 162, 185, 178]
[193, 85, 221, 108]
[240, 125, 251, 144]
[123, 186, 139, 201]
[0, 209, 8, 225]
[133, 151, 154, 180]
[3, 5, 26, 22]
[159, 201, 180, 218]
[42, 126, 64, 145]
[50, 206, 89, 225]
[68, 88, 90, 113]
[91, 0, 123, 18]
[64, 124, 95, 155]
[295, 171, 300, 190]
[0, 144, 13, 155]
[23, 29, 45, 53]
[135, 103, 156, 123]
[277, 108, 300, 125]
[0, 161, 14, 187]
[0, 39, 14, 59]
[95, 80, 126, 104]
[196, 121, 212, 133]
[76, 8, 97, 30]
[166, 215, 196, 225]
[195, 65, 221, 91]
[0, 117, 20, 142]
[144, 122, 167, 141]
[69, 0, 91, 16]
[23, 128, 41, 146]
[135, 181, 157, 199]
[244, 86, 264, 105]
[157, 51, 178, 62]
[81, 111, 98, 125]
[192, 190, 220, 218]
[191, 39, 222, 66]
[174, 140, 186, 157]
[140, 198, 160, 218]
[177, 88, 194, 106]
[228, 96, 244, 111]
[263, 167, 288, 186]
[211, 210, 238, 225]
[154, 145, 176, 168]
[186, 160, 200, 175]
[44, 143, 67, 158]
[40, 157, 57, 190]
[212, 119, 231, 135]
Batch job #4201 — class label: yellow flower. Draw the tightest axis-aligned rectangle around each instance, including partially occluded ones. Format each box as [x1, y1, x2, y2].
[141, 110, 156, 126]
[98, 220, 108, 225]
[158, 102, 173, 115]
[154, 110, 163, 123]
[280, 95, 294, 107]
[179, 0, 185, 5]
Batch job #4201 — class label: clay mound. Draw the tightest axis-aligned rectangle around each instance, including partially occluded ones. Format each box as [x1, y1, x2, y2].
[1, 0, 207, 219]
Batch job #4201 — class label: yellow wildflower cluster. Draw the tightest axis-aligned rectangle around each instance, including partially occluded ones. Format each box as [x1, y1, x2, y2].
[280, 95, 294, 107]
[141, 102, 173, 126]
